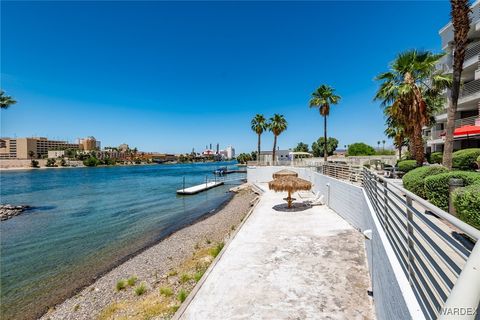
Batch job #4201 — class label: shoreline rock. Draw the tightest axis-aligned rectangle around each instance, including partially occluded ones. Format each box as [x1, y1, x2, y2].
[0, 204, 31, 221]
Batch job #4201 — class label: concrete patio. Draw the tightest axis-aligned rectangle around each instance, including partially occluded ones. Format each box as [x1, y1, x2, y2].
[176, 187, 375, 320]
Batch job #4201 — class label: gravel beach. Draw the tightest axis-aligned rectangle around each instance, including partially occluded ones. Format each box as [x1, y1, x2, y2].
[40, 186, 257, 320]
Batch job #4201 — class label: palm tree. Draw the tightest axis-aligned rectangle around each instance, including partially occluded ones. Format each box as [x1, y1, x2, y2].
[309, 85, 341, 162]
[0, 91, 16, 109]
[268, 114, 287, 165]
[443, 0, 471, 169]
[382, 140, 386, 151]
[251, 114, 268, 164]
[375, 50, 451, 165]
[377, 141, 381, 151]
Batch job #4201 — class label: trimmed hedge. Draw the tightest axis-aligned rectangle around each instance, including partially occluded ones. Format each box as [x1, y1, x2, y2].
[397, 160, 417, 173]
[430, 152, 443, 164]
[424, 171, 480, 211]
[402, 165, 449, 199]
[453, 184, 480, 230]
[452, 148, 480, 170]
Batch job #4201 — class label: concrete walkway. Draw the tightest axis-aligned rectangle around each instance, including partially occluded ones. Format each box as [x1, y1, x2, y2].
[177, 188, 375, 320]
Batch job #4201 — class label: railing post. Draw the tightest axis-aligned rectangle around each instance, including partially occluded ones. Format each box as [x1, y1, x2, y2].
[383, 180, 389, 233]
[406, 195, 415, 285]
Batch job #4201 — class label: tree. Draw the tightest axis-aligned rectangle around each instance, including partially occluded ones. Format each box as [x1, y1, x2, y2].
[46, 158, 57, 167]
[375, 50, 451, 165]
[236, 153, 253, 164]
[268, 114, 287, 165]
[28, 150, 35, 159]
[309, 85, 341, 162]
[382, 140, 386, 151]
[0, 91, 16, 109]
[385, 125, 407, 160]
[347, 143, 376, 156]
[30, 160, 39, 168]
[293, 142, 309, 153]
[311, 137, 338, 157]
[443, 0, 471, 169]
[251, 114, 268, 163]
[377, 141, 381, 150]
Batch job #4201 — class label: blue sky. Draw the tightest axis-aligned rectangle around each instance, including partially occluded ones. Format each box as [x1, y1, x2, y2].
[1, 1, 450, 154]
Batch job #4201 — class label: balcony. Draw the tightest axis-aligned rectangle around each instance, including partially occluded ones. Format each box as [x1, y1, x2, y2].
[460, 78, 480, 99]
[440, 0, 480, 49]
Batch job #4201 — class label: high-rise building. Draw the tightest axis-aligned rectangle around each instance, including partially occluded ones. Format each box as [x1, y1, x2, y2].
[78, 136, 100, 151]
[424, 2, 480, 152]
[226, 145, 235, 159]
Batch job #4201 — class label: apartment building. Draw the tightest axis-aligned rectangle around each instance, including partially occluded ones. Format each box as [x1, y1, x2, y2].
[0, 137, 80, 159]
[424, 0, 480, 153]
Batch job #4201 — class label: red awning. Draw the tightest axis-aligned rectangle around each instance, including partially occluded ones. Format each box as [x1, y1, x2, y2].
[454, 125, 480, 136]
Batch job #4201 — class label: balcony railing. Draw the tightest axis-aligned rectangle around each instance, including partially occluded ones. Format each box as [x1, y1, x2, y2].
[464, 41, 480, 61]
[460, 79, 480, 99]
[363, 169, 480, 320]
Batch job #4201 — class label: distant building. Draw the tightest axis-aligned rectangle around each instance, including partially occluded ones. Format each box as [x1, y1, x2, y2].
[259, 150, 290, 164]
[226, 146, 235, 159]
[79, 136, 100, 151]
[0, 137, 79, 159]
[202, 149, 215, 156]
[48, 150, 66, 158]
[118, 143, 129, 152]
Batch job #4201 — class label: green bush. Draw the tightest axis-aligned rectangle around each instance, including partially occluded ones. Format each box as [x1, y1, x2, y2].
[453, 184, 480, 229]
[347, 142, 376, 156]
[46, 158, 57, 167]
[424, 171, 480, 211]
[402, 165, 449, 199]
[83, 156, 101, 167]
[452, 148, 480, 170]
[30, 160, 39, 168]
[397, 160, 417, 173]
[430, 152, 443, 164]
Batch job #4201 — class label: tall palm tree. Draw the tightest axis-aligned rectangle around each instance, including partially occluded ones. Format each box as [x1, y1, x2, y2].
[309, 84, 341, 162]
[375, 50, 451, 165]
[377, 141, 381, 150]
[251, 114, 268, 164]
[382, 140, 386, 151]
[268, 114, 287, 165]
[443, 0, 471, 169]
[0, 91, 16, 109]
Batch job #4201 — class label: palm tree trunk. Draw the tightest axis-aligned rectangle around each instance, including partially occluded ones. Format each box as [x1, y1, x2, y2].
[413, 122, 424, 166]
[398, 146, 402, 160]
[257, 133, 261, 164]
[272, 135, 277, 165]
[323, 115, 328, 162]
[443, 94, 456, 169]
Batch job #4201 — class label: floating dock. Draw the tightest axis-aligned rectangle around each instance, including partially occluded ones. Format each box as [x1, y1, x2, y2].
[176, 181, 224, 195]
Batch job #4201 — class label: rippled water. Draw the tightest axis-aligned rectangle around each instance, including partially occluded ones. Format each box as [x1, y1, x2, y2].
[0, 162, 243, 319]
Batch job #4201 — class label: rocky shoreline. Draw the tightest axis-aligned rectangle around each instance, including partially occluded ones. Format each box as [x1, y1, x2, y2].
[39, 186, 258, 320]
[0, 204, 31, 221]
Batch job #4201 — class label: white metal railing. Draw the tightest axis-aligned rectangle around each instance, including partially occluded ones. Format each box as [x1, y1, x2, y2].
[460, 79, 480, 99]
[363, 168, 480, 320]
[454, 115, 479, 128]
[464, 41, 480, 61]
[317, 162, 363, 184]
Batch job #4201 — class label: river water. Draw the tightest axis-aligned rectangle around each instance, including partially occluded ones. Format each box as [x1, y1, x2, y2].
[0, 162, 243, 319]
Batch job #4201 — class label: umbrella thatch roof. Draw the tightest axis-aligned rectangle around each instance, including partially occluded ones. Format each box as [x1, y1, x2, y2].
[272, 169, 298, 179]
[268, 176, 312, 193]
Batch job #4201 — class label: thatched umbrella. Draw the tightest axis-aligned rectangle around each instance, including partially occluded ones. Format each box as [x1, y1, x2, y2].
[272, 169, 298, 179]
[268, 176, 312, 208]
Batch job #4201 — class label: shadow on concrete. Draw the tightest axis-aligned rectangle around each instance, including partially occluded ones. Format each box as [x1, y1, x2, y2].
[272, 203, 310, 212]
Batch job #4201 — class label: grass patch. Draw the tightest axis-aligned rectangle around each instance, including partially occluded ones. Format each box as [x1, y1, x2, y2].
[127, 276, 138, 286]
[177, 289, 187, 302]
[73, 304, 80, 312]
[97, 302, 127, 320]
[194, 269, 206, 282]
[209, 242, 224, 258]
[134, 283, 147, 296]
[159, 286, 173, 297]
[170, 305, 180, 313]
[167, 270, 178, 277]
[180, 273, 191, 283]
[231, 225, 235, 231]
[115, 279, 127, 291]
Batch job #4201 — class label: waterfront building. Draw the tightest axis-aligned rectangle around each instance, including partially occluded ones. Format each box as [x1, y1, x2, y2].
[78, 136, 100, 151]
[259, 149, 291, 164]
[0, 137, 79, 159]
[423, 0, 480, 152]
[118, 143, 129, 152]
[226, 145, 235, 159]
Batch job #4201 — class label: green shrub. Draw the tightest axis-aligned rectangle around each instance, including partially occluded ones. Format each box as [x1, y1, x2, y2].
[424, 171, 480, 211]
[127, 276, 137, 286]
[452, 148, 480, 170]
[402, 165, 449, 199]
[453, 184, 480, 229]
[180, 273, 191, 284]
[30, 160, 39, 168]
[46, 158, 57, 167]
[177, 289, 187, 302]
[160, 287, 173, 297]
[83, 156, 101, 167]
[134, 283, 147, 296]
[430, 152, 443, 164]
[397, 160, 417, 173]
[347, 142, 376, 156]
[194, 269, 206, 282]
[116, 279, 127, 291]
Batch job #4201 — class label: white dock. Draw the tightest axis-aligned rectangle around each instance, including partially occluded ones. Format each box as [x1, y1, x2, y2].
[176, 181, 224, 195]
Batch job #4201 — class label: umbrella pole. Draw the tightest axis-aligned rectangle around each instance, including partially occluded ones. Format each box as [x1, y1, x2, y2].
[287, 190, 292, 208]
